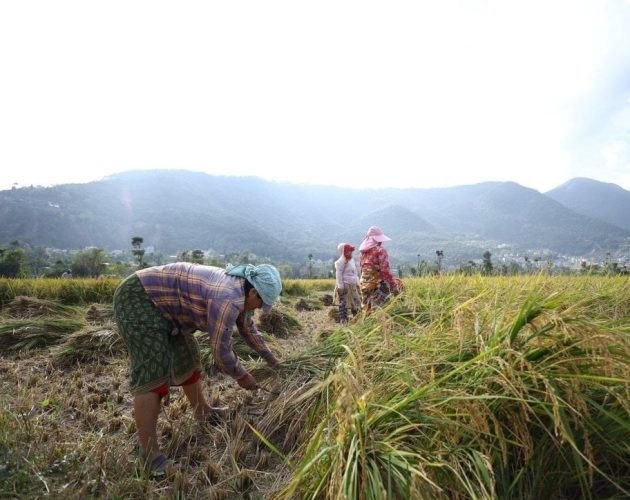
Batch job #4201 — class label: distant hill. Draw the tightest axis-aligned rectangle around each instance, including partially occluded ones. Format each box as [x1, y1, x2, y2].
[546, 177, 630, 231]
[0, 170, 629, 265]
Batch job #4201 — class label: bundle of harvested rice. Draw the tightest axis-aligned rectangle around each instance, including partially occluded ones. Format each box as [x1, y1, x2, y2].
[254, 375, 329, 453]
[320, 294, 334, 306]
[2, 296, 80, 319]
[0, 318, 85, 351]
[294, 298, 317, 311]
[257, 309, 302, 338]
[197, 331, 285, 373]
[327, 308, 340, 322]
[52, 324, 122, 364]
[85, 303, 114, 324]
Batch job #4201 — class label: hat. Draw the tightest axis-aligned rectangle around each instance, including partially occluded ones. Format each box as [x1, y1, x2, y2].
[337, 243, 355, 253]
[225, 263, 282, 312]
[365, 226, 391, 242]
[359, 226, 392, 251]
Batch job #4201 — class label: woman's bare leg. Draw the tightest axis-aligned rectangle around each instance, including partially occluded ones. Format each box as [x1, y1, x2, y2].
[134, 391, 161, 460]
[182, 380, 211, 419]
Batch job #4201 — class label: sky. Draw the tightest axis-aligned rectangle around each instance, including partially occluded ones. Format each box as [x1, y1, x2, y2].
[1, 1, 629, 193]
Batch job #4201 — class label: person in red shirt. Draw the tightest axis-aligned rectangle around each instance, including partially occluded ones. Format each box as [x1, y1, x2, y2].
[359, 226, 402, 312]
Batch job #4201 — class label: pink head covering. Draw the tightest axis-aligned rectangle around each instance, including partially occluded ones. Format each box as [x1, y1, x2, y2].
[359, 226, 391, 251]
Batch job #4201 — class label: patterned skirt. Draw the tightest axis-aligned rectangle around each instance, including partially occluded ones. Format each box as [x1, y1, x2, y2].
[360, 268, 391, 310]
[113, 273, 201, 394]
[333, 283, 362, 312]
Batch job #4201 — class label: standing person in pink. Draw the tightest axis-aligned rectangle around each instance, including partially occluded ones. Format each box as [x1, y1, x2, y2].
[359, 226, 402, 312]
[333, 243, 361, 323]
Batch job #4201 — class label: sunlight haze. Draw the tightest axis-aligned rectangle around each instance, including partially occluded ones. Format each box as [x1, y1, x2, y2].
[1, 0, 629, 192]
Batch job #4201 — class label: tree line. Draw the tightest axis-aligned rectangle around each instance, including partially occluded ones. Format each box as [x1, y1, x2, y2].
[0, 238, 627, 279]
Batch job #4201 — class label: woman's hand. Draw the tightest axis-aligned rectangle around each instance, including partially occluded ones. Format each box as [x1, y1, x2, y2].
[237, 372, 258, 390]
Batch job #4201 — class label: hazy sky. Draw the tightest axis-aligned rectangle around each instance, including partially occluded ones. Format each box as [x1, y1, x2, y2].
[1, 1, 629, 193]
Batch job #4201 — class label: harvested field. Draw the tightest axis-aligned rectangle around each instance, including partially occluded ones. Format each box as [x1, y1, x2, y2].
[0, 289, 333, 499]
[1, 277, 629, 499]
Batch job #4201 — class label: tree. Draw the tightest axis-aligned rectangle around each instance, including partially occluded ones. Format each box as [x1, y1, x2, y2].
[0, 247, 30, 277]
[308, 253, 313, 279]
[459, 260, 477, 275]
[435, 250, 444, 274]
[191, 249, 205, 264]
[131, 236, 146, 269]
[27, 246, 49, 276]
[418, 259, 428, 276]
[482, 251, 493, 275]
[44, 259, 71, 277]
[72, 248, 107, 277]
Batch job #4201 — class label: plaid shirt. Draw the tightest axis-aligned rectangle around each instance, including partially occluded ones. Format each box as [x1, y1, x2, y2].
[136, 263, 273, 379]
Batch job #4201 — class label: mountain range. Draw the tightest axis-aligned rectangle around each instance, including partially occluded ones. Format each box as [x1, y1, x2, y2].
[1, 170, 629, 265]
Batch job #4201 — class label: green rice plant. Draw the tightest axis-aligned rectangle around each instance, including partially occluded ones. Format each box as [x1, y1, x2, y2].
[0, 318, 85, 351]
[272, 275, 630, 499]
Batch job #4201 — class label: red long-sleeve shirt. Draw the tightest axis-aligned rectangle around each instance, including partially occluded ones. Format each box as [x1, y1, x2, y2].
[359, 246, 396, 289]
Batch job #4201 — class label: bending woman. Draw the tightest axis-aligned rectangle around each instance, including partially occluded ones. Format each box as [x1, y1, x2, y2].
[113, 262, 281, 474]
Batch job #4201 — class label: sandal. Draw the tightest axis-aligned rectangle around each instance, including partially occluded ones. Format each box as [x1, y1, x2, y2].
[141, 452, 169, 478]
[197, 406, 229, 427]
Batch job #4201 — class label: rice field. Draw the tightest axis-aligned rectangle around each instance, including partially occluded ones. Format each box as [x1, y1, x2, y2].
[0, 275, 628, 499]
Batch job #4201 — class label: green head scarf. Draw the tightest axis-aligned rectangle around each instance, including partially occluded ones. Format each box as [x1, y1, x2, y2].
[225, 263, 282, 311]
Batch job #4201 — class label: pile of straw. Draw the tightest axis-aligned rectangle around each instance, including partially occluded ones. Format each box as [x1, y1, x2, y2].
[257, 309, 302, 338]
[52, 323, 122, 364]
[0, 318, 85, 351]
[2, 296, 80, 319]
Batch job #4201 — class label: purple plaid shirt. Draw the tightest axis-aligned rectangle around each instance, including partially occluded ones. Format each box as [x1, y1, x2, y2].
[136, 263, 274, 379]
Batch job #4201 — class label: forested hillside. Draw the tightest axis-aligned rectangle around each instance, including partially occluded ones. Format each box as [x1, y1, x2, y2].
[1, 170, 628, 264]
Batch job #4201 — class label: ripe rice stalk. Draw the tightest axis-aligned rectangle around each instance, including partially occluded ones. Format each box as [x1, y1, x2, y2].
[0, 318, 85, 351]
[0, 277, 119, 306]
[276, 276, 630, 499]
[197, 331, 285, 373]
[282, 279, 335, 297]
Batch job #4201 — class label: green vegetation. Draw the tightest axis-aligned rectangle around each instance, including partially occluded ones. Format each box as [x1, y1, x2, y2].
[272, 276, 630, 498]
[0, 277, 119, 306]
[0, 276, 628, 498]
[1, 171, 629, 268]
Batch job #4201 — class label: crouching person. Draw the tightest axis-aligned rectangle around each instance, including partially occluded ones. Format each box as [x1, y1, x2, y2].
[113, 262, 281, 476]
